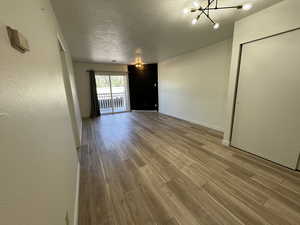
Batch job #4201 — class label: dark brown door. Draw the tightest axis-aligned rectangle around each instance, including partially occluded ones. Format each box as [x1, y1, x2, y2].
[128, 64, 158, 111]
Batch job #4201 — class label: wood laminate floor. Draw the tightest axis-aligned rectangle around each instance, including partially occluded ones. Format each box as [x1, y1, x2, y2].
[79, 112, 300, 225]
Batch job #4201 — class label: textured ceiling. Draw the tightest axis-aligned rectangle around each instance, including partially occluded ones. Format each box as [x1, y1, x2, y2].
[51, 0, 282, 64]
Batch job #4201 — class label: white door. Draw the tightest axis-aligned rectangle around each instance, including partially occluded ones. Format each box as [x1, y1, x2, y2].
[231, 29, 300, 169]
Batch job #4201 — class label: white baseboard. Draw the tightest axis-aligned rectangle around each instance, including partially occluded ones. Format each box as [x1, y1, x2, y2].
[159, 111, 224, 133]
[131, 110, 158, 112]
[73, 161, 80, 225]
[222, 139, 230, 146]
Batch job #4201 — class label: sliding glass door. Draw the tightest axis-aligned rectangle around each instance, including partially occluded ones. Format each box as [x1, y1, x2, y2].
[95, 74, 130, 114]
[110, 75, 130, 113]
[96, 75, 113, 114]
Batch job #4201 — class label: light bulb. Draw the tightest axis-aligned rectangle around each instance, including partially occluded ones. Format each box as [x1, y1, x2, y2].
[192, 18, 198, 25]
[242, 4, 252, 11]
[213, 23, 220, 30]
[183, 8, 189, 14]
[193, 2, 200, 8]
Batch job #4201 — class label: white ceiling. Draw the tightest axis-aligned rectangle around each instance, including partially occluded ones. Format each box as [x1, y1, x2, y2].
[51, 0, 282, 64]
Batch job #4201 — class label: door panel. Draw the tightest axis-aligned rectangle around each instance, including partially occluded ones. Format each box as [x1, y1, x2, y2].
[110, 75, 130, 113]
[128, 64, 158, 111]
[232, 29, 300, 169]
[96, 75, 113, 114]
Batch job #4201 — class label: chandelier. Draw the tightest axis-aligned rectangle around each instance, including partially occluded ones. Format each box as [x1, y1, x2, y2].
[135, 56, 144, 69]
[183, 0, 253, 29]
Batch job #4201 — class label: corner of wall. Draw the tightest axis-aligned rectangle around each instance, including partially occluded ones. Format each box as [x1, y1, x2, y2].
[222, 139, 230, 147]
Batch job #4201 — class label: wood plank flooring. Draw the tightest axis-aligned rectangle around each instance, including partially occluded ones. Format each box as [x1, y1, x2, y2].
[79, 112, 300, 225]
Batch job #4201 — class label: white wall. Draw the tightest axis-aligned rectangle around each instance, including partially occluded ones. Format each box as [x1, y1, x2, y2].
[73, 62, 128, 118]
[223, 0, 300, 148]
[158, 39, 232, 132]
[0, 0, 80, 225]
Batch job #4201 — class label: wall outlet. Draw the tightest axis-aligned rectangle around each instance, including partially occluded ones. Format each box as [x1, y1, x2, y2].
[65, 211, 70, 225]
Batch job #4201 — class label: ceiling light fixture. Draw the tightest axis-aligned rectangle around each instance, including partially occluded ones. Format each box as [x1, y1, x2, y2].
[193, 1, 200, 8]
[242, 3, 253, 11]
[183, 8, 190, 14]
[213, 22, 220, 30]
[184, 0, 253, 29]
[135, 56, 144, 69]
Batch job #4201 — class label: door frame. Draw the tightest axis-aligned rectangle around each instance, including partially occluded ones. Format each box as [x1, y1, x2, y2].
[57, 35, 81, 147]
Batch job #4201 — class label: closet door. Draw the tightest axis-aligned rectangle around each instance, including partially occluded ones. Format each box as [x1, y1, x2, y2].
[231, 29, 300, 169]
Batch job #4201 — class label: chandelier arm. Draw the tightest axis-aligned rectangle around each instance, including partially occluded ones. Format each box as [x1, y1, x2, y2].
[208, 0, 210, 16]
[199, 7, 216, 24]
[205, 6, 243, 10]
[196, 0, 215, 20]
